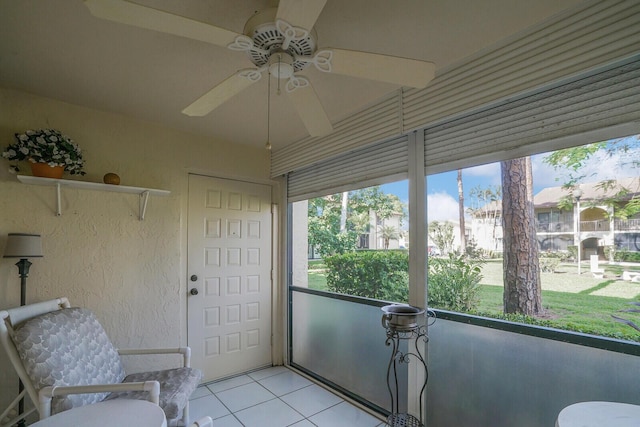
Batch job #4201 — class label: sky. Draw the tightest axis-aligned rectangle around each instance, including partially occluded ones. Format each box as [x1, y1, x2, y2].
[380, 136, 640, 223]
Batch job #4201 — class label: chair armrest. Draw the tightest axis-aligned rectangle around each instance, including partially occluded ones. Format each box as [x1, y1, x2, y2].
[118, 346, 192, 367]
[38, 381, 160, 419]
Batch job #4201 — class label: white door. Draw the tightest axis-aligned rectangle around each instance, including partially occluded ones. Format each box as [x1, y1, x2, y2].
[187, 174, 272, 381]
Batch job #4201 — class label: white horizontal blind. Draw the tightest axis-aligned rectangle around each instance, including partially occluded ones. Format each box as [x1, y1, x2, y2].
[272, 92, 401, 177]
[423, 56, 640, 174]
[272, 0, 640, 178]
[287, 134, 408, 202]
[404, 0, 640, 132]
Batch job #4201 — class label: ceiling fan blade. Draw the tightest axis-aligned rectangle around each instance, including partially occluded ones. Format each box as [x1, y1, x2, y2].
[286, 79, 333, 137]
[326, 48, 436, 88]
[85, 0, 241, 47]
[276, 0, 327, 31]
[182, 71, 260, 117]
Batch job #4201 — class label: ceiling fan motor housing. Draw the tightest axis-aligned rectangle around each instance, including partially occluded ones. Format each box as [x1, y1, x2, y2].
[243, 7, 317, 72]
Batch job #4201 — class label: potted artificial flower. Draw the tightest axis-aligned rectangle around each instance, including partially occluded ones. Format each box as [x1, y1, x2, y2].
[2, 129, 86, 178]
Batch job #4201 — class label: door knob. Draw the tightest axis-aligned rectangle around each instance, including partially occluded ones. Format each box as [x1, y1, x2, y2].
[190, 288, 199, 296]
[190, 275, 198, 282]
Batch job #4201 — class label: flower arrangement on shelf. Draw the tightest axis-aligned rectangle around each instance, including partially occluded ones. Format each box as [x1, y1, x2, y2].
[2, 129, 86, 176]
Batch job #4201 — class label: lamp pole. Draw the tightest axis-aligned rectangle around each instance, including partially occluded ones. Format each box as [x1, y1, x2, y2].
[4, 233, 43, 427]
[15, 258, 31, 427]
[16, 258, 32, 306]
[574, 189, 583, 275]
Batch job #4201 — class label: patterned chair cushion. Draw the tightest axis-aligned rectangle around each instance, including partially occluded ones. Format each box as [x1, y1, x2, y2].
[106, 367, 203, 420]
[13, 307, 126, 414]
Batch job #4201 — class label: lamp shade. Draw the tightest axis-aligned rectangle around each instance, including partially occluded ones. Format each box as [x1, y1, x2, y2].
[3, 233, 43, 258]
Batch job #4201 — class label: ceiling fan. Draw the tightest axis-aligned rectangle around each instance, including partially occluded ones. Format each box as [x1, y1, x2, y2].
[85, 0, 436, 137]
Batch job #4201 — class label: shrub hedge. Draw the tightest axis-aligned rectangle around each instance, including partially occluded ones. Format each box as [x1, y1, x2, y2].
[324, 250, 409, 301]
[539, 257, 561, 273]
[614, 250, 640, 262]
[428, 254, 484, 311]
[325, 250, 486, 312]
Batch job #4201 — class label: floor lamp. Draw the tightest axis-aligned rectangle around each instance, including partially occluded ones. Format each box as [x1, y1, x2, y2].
[4, 233, 43, 427]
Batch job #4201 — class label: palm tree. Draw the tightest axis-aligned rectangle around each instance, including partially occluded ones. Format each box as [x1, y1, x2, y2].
[457, 169, 466, 254]
[378, 224, 400, 249]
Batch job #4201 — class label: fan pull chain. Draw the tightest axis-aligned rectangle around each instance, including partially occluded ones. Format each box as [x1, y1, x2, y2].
[277, 55, 282, 95]
[265, 72, 272, 150]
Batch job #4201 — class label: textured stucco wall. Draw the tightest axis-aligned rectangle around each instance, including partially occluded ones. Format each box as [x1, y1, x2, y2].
[0, 87, 271, 416]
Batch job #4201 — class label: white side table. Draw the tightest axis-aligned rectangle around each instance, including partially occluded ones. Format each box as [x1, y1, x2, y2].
[31, 399, 167, 427]
[556, 401, 640, 427]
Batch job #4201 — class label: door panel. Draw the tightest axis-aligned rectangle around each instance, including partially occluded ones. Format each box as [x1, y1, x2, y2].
[187, 174, 272, 381]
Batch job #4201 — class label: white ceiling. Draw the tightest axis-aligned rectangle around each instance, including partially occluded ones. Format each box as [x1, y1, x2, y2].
[0, 0, 584, 151]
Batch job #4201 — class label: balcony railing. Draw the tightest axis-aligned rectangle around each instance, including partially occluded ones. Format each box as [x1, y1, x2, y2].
[536, 222, 572, 232]
[614, 218, 640, 231]
[536, 220, 616, 232]
[535, 219, 640, 232]
[579, 220, 610, 232]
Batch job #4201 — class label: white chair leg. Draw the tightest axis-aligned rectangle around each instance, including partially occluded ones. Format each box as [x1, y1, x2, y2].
[181, 401, 190, 426]
[189, 416, 213, 427]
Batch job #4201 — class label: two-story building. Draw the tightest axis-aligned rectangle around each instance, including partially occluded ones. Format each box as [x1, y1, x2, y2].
[470, 177, 640, 259]
[535, 177, 640, 259]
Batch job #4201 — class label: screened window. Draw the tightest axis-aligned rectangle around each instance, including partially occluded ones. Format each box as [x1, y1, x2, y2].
[425, 136, 640, 342]
[291, 180, 409, 303]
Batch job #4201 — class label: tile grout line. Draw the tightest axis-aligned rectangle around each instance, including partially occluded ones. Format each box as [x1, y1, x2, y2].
[192, 367, 385, 426]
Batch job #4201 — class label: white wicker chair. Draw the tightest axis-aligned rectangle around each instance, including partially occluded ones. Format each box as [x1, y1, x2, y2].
[0, 297, 202, 427]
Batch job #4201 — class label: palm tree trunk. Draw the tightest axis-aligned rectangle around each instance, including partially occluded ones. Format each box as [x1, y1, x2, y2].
[340, 191, 348, 233]
[457, 169, 466, 254]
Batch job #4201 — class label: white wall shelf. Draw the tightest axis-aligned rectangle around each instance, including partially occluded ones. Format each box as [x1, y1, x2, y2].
[17, 175, 170, 220]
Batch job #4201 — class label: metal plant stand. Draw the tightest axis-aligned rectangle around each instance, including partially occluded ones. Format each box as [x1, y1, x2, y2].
[381, 305, 434, 427]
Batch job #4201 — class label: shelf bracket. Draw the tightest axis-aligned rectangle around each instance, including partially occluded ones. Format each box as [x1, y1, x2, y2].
[139, 191, 150, 221]
[56, 183, 62, 216]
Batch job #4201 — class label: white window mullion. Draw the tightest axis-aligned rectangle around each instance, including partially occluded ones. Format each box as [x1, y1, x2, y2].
[407, 130, 427, 421]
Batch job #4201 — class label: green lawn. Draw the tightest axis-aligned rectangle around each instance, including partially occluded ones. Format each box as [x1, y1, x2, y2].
[476, 285, 640, 341]
[307, 259, 640, 341]
[308, 260, 328, 290]
[308, 270, 328, 290]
